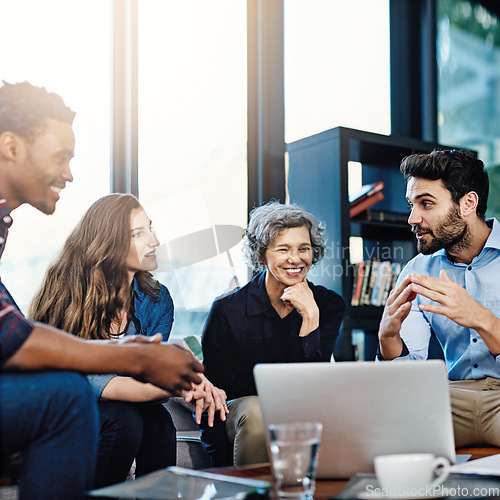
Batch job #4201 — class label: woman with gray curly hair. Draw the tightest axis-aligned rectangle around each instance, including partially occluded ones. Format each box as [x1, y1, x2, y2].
[200, 201, 345, 467]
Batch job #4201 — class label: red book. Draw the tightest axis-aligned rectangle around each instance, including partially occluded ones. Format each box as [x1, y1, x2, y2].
[352, 260, 365, 306]
[349, 181, 384, 207]
[350, 191, 385, 218]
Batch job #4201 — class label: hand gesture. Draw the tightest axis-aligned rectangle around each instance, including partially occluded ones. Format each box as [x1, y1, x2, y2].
[377, 274, 417, 359]
[133, 338, 204, 395]
[183, 373, 229, 426]
[280, 278, 319, 336]
[409, 270, 489, 329]
[379, 275, 416, 340]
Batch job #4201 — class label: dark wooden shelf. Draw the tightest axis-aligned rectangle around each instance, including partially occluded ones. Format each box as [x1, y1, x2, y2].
[346, 304, 384, 317]
[351, 218, 409, 230]
[287, 126, 454, 360]
[344, 306, 383, 330]
[350, 219, 414, 241]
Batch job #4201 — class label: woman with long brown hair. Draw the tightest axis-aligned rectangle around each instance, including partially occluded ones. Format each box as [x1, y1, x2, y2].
[30, 193, 227, 488]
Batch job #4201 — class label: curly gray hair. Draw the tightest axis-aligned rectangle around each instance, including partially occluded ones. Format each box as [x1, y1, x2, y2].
[243, 201, 326, 272]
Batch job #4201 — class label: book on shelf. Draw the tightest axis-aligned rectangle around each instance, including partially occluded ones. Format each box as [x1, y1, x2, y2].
[366, 260, 379, 305]
[349, 181, 384, 207]
[350, 259, 402, 307]
[350, 191, 385, 218]
[358, 258, 373, 306]
[362, 209, 409, 224]
[351, 259, 365, 306]
[370, 261, 391, 307]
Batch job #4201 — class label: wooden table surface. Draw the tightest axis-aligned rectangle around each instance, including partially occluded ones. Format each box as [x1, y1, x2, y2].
[204, 449, 500, 500]
[204, 462, 351, 500]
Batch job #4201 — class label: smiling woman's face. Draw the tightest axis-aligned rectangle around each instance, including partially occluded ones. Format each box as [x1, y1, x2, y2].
[125, 207, 160, 279]
[264, 225, 313, 288]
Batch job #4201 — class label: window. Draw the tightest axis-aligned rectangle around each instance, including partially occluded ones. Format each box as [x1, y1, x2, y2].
[437, 0, 500, 166]
[137, 1, 248, 339]
[437, 0, 500, 219]
[284, 0, 391, 144]
[0, 0, 111, 312]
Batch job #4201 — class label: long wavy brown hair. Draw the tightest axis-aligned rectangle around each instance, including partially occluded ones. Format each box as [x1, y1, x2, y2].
[29, 193, 160, 339]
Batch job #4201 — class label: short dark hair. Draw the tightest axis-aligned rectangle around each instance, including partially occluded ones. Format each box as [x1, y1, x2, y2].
[400, 149, 489, 219]
[243, 201, 326, 272]
[0, 81, 75, 140]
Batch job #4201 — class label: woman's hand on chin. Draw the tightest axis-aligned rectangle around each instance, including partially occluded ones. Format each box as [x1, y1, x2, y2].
[280, 279, 314, 315]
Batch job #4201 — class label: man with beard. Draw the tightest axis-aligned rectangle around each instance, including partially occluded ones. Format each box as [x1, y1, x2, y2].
[378, 148, 500, 448]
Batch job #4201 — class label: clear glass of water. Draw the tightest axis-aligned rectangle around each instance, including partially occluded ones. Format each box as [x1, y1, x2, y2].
[269, 421, 322, 499]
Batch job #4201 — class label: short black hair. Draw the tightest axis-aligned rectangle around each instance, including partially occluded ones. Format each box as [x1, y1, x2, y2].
[0, 81, 75, 140]
[400, 149, 489, 219]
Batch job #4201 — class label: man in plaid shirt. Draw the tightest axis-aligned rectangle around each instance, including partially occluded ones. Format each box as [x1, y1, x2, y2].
[0, 82, 206, 500]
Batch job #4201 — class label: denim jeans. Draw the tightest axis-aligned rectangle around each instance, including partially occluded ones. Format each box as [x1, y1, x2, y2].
[94, 400, 176, 489]
[0, 371, 98, 500]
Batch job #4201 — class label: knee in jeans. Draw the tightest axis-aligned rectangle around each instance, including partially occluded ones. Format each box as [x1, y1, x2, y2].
[99, 402, 144, 441]
[47, 372, 95, 416]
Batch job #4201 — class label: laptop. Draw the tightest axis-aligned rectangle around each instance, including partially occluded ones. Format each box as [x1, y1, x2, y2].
[254, 360, 456, 479]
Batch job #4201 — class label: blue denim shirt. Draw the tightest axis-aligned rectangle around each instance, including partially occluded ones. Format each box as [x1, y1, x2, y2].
[87, 278, 174, 398]
[392, 218, 500, 381]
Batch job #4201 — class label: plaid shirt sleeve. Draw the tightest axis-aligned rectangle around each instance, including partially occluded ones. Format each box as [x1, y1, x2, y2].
[0, 281, 34, 366]
[0, 198, 35, 366]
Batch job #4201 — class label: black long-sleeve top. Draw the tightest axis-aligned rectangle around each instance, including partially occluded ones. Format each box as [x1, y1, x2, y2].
[201, 271, 345, 401]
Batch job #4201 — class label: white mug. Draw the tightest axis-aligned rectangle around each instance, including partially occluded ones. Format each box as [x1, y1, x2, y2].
[374, 453, 450, 495]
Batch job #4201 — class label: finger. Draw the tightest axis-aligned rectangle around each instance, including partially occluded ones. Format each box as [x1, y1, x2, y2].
[188, 387, 207, 401]
[419, 303, 447, 316]
[204, 386, 214, 407]
[182, 390, 193, 404]
[440, 269, 451, 281]
[194, 398, 204, 425]
[410, 283, 445, 304]
[170, 381, 193, 397]
[394, 300, 413, 321]
[180, 378, 197, 392]
[386, 275, 412, 306]
[149, 333, 163, 344]
[190, 374, 203, 386]
[219, 407, 227, 421]
[388, 283, 416, 312]
[211, 390, 224, 410]
[408, 273, 454, 294]
[169, 343, 199, 357]
[207, 400, 216, 427]
[217, 388, 228, 412]
[125, 333, 162, 344]
[118, 335, 153, 345]
[192, 359, 204, 374]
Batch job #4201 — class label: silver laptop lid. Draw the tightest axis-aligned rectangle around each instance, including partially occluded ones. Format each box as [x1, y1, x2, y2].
[254, 360, 456, 479]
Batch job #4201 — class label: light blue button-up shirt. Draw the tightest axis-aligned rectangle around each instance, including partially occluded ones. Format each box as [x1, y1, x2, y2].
[395, 218, 500, 381]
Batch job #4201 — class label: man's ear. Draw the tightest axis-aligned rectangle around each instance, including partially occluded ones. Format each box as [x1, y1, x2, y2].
[0, 132, 24, 161]
[461, 191, 479, 217]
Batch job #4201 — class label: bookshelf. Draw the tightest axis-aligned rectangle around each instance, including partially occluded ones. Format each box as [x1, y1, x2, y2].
[286, 126, 453, 360]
